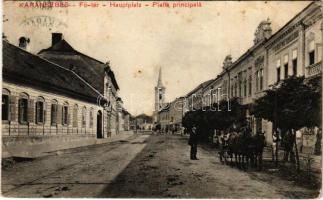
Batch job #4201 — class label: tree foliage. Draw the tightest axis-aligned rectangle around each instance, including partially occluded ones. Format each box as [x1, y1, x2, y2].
[252, 76, 321, 131]
[182, 97, 247, 141]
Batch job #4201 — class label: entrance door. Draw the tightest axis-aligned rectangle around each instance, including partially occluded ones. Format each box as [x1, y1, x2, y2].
[97, 111, 103, 138]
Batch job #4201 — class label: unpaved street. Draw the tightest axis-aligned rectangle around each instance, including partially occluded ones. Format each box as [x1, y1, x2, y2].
[2, 133, 319, 198]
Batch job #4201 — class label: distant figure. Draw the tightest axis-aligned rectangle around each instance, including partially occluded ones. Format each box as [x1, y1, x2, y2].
[188, 126, 198, 160]
[272, 128, 281, 162]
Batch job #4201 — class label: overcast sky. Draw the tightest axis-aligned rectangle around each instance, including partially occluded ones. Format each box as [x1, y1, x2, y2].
[3, 1, 310, 116]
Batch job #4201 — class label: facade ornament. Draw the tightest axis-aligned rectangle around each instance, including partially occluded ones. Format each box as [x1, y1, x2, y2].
[254, 18, 272, 44]
[223, 55, 233, 70]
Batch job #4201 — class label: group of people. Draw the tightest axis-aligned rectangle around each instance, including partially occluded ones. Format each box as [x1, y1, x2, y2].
[153, 125, 184, 135]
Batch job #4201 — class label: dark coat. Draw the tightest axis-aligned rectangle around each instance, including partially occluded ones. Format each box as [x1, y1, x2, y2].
[188, 130, 198, 146]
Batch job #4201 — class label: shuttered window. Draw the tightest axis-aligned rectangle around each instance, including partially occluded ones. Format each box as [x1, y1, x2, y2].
[51, 100, 58, 126]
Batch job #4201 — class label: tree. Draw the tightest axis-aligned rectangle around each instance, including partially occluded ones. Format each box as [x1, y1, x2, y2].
[182, 97, 247, 142]
[252, 76, 321, 170]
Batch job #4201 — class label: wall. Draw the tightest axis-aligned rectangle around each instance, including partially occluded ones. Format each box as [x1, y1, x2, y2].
[2, 82, 103, 137]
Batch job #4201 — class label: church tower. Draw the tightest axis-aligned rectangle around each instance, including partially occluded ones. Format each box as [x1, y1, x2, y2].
[154, 67, 165, 122]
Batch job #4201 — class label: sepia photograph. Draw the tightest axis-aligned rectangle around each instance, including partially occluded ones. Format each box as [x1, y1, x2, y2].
[1, 0, 322, 198]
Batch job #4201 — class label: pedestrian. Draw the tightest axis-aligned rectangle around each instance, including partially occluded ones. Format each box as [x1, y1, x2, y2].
[218, 131, 226, 163]
[188, 126, 198, 160]
[272, 128, 280, 162]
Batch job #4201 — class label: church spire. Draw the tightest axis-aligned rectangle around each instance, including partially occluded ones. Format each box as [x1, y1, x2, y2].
[157, 67, 164, 87]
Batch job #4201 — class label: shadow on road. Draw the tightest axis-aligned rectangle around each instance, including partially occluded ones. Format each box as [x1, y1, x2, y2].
[97, 134, 184, 198]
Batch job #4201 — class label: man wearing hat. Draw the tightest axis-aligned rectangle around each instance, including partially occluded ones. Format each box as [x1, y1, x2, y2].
[188, 126, 198, 160]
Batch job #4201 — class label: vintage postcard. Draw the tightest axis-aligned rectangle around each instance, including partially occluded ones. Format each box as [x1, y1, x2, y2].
[1, 0, 322, 198]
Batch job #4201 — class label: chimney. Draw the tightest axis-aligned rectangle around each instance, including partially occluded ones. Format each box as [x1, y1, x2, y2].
[52, 33, 63, 46]
[18, 37, 30, 51]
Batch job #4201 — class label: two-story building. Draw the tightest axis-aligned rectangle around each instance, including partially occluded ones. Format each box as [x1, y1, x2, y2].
[182, 2, 322, 145]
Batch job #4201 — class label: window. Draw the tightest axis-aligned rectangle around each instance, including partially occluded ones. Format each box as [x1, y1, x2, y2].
[73, 104, 78, 127]
[255, 71, 259, 91]
[284, 64, 288, 79]
[248, 75, 252, 96]
[51, 100, 58, 125]
[309, 51, 315, 65]
[62, 103, 69, 125]
[276, 59, 281, 82]
[2, 89, 10, 120]
[234, 81, 237, 97]
[239, 80, 242, 97]
[256, 118, 262, 133]
[243, 78, 247, 97]
[238, 73, 242, 97]
[89, 108, 94, 128]
[105, 83, 110, 97]
[309, 40, 315, 65]
[277, 68, 281, 82]
[18, 93, 29, 123]
[260, 69, 263, 90]
[82, 107, 87, 128]
[292, 49, 298, 76]
[231, 80, 234, 98]
[35, 97, 45, 124]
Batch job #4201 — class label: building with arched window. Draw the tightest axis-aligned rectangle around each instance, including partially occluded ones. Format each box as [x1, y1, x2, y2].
[2, 33, 130, 148]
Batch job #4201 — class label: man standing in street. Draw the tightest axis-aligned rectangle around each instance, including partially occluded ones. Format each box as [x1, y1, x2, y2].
[188, 126, 198, 160]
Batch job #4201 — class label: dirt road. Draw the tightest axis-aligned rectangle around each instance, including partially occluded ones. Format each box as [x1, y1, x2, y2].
[1, 133, 319, 198]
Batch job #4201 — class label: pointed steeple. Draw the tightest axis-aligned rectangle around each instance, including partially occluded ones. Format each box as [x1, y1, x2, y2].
[157, 67, 164, 88]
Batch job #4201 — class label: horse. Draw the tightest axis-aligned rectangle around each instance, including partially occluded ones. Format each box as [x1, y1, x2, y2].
[226, 129, 266, 171]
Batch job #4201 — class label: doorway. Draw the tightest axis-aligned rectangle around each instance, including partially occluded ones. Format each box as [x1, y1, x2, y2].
[97, 111, 103, 138]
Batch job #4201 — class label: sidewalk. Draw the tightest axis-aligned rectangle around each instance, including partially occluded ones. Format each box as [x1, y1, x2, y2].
[262, 146, 322, 173]
[2, 131, 134, 159]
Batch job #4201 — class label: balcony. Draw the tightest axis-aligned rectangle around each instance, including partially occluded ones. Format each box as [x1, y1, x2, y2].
[306, 61, 322, 78]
